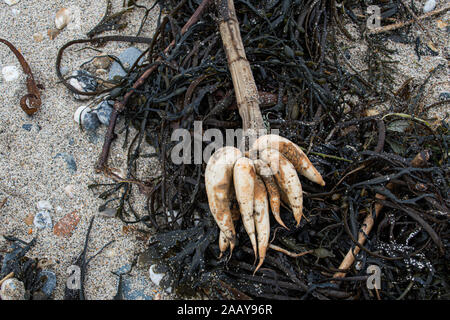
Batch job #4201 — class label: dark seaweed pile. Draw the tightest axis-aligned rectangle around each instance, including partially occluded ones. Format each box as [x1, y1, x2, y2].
[59, 0, 449, 299]
[0, 237, 50, 299]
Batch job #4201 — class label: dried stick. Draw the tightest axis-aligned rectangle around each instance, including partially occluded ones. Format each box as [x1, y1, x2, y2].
[368, 3, 450, 34]
[96, 0, 213, 171]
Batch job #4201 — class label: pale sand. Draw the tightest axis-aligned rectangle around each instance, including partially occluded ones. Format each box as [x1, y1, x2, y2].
[0, 0, 167, 300]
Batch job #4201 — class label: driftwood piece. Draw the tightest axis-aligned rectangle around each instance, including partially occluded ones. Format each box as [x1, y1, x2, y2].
[216, 0, 265, 135]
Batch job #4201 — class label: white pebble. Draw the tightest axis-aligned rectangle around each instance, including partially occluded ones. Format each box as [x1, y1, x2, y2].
[2, 66, 20, 82]
[64, 185, 75, 198]
[423, 0, 436, 13]
[0, 279, 25, 300]
[4, 0, 20, 6]
[55, 8, 72, 30]
[149, 265, 165, 287]
[34, 210, 53, 229]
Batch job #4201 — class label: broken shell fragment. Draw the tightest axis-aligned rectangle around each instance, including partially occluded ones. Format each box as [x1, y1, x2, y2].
[253, 176, 270, 273]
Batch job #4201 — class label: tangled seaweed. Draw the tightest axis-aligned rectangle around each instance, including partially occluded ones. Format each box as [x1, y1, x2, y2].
[56, 0, 449, 299]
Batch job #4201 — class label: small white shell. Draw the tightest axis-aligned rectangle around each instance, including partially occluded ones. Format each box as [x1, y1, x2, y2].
[55, 8, 72, 30]
[149, 265, 165, 287]
[73, 105, 90, 124]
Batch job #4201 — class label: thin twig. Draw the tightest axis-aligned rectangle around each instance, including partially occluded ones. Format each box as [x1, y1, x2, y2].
[96, 0, 213, 171]
[368, 3, 450, 34]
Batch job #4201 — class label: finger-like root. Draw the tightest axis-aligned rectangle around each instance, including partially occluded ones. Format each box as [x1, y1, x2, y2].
[218, 230, 230, 259]
[206, 147, 243, 255]
[253, 176, 270, 273]
[260, 149, 304, 227]
[251, 134, 325, 186]
[233, 157, 258, 260]
[254, 159, 287, 229]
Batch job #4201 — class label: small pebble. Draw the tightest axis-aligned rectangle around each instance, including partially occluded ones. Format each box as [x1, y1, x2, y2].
[73, 105, 100, 131]
[108, 47, 145, 80]
[47, 28, 61, 40]
[94, 100, 114, 125]
[55, 152, 77, 173]
[149, 264, 165, 287]
[73, 105, 89, 124]
[37, 270, 56, 299]
[55, 8, 72, 30]
[82, 112, 100, 131]
[116, 265, 153, 300]
[68, 70, 98, 100]
[423, 0, 436, 13]
[439, 92, 450, 101]
[98, 207, 116, 218]
[0, 278, 25, 300]
[37, 200, 53, 211]
[24, 213, 34, 226]
[64, 185, 75, 198]
[34, 210, 53, 229]
[60, 66, 69, 76]
[2, 65, 20, 82]
[22, 124, 32, 131]
[4, 0, 20, 5]
[53, 210, 80, 237]
[93, 56, 112, 69]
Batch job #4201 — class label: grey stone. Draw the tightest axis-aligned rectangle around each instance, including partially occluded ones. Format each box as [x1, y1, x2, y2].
[115, 264, 153, 300]
[38, 270, 56, 298]
[108, 47, 144, 81]
[94, 100, 114, 125]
